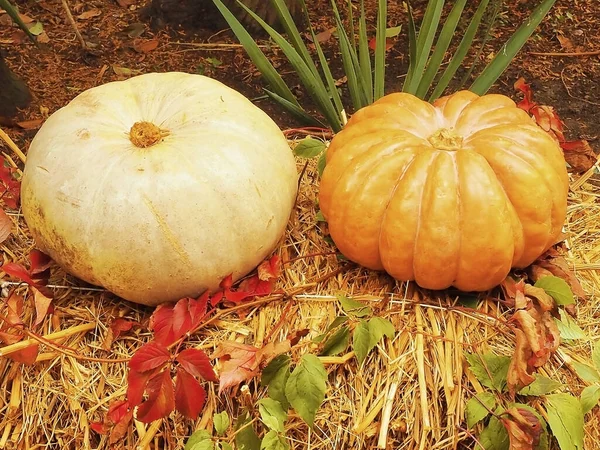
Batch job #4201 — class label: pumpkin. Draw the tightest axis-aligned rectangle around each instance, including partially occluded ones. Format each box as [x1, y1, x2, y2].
[21, 72, 298, 305]
[319, 90, 569, 292]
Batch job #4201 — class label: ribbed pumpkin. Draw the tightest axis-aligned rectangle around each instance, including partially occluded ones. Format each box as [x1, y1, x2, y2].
[21, 72, 298, 305]
[319, 90, 569, 292]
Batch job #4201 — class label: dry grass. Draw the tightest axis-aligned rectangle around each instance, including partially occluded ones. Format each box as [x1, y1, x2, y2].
[0, 131, 599, 449]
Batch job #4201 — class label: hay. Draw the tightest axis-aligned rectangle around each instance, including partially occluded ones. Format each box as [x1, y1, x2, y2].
[0, 131, 599, 449]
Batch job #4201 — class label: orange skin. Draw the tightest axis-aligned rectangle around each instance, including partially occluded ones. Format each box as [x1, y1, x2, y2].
[319, 90, 569, 292]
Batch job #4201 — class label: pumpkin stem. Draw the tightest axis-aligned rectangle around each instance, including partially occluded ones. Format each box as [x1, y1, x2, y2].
[428, 128, 463, 151]
[129, 121, 169, 148]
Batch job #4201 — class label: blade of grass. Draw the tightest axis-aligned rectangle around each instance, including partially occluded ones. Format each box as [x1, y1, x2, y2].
[0, 0, 36, 43]
[212, 0, 299, 107]
[470, 0, 556, 95]
[457, 0, 500, 89]
[358, 0, 373, 104]
[428, 0, 490, 101]
[403, 1, 419, 91]
[373, 0, 387, 100]
[403, 0, 445, 94]
[415, 0, 467, 99]
[236, 1, 343, 131]
[263, 89, 326, 127]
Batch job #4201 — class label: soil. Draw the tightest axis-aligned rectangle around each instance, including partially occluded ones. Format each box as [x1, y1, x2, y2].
[0, 0, 598, 151]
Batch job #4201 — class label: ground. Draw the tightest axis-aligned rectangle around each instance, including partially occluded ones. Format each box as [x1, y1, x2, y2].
[0, 0, 599, 148]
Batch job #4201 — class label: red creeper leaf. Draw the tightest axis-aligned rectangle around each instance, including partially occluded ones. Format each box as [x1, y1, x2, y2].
[136, 369, 175, 423]
[109, 408, 134, 444]
[174, 367, 207, 420]
[0, 157, 21, 209]
[103, 317, 140, 350]
[29, 249, 52, 276]
[129, 342, 170, 373]
[32, 287, 53, 327]
[172, 298, 192, 339]
[8, 343, 39, 365]
[150, 296, 204, 346]
[176, 348, 217, 382]
[107, 399, 130, 424]
[127, 369, 154, 406]
[189, 291, 209, 327]
[90, 422, 107, 434]
[2, 262, 36, 285]
[0, 209, 12, 244]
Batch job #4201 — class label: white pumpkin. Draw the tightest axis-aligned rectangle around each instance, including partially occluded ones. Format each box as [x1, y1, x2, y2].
[21, 72, 298, 306]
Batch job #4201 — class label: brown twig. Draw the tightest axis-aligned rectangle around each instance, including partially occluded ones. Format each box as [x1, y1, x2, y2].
[60, 0, 87, 50]
[529, 50, 600, 57]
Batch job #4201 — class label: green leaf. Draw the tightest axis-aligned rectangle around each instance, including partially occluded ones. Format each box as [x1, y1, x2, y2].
[261, 355, 291, 410]
[185, 430, 214, 450]
[263, 89, 325, 128]
[479, 412, 509, 450]
[465, 352, 511, 392]
[518, 375, 563, 396]
[386, 25, 402, 38]
[213, 411, 230, 436]
[317, 151, 327, 177]
[534, 275, 574, 305]
[353, 320, 372, 365]
[357, 0, 373, 104]
[592, 342, 600, 371]
[212, 0, 299, 107]
[373, 0, 387, 100]
[545, 393, 585, 450]
[555, 310, 587, 341]
[284, 354, 327, 428]
[257, 398, 287, 433]
[458, 295, 480, 309]
[571, 360, 600, 384]
[470, 0, 558, 95]
[260, 431, 289, 450]
[327, 316, 349, 330]
[220, 444, 233, 450]
[429, 0, 490, 101]
[315, 210, 326, 222]
[320, 326, 350, 356]
[28, 21, 43, 36]
[0, 0, 36, 42]
[235, 411, 261, 450]
[465, 392, 496, 428]
[293, 137, 326, 159]
[369, 317, 395, 340]
[581, 385, 600, 414]
[206, 57, 222, 67]
[338, 295, 372, 318]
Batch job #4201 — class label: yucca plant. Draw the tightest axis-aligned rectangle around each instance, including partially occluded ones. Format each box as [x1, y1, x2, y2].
[0, 0, 36, 41]
[213, 0, 556, 131]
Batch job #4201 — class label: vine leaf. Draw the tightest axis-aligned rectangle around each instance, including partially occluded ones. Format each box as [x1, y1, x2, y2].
[284, 354, 327, 428]
[465, 392, 496, 428]
[545, 393, 585, 450]
[136, 370, 176, 423]
[175, 367, 207, 420]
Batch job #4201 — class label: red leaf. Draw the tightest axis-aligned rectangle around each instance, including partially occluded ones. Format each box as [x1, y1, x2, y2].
[107, 399, 130, 424]
[2, 294, 25, 329]
[136, 370, 175, 423]
[8, 343, 39, 365]
[368, 36, 395, 51]
[129, 342, 170, 373]
[514, 77, 535, 112]
[257, 255, 280, 281]
[176, 348, 217, 382]
[0, 209, 12, 244]
[103, 318, 139, 350]
[90, 422, 107, 434]
[32, 287, 53, 327]
[219, 274, 234, 290]
[0, 158, 20, 210]
[172, 298, 193, 339]
[174, 367, 207, 419]
[29, 250, 53, 276]
[2, 262, 36, 285]
[109, 408, 134, 444]
[150, 298, 197, 346]
[127, 369, 153, 406]
[189, 291, 209, 327]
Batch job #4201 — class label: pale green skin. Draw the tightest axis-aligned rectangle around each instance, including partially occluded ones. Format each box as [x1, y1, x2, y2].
[21, 72, 298, 306]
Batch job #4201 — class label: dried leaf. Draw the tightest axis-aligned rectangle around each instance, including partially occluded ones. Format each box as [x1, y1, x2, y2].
[103, 317, 139, 350]
[501, 407, 543, 450]
[0, 209, 12, 243]
[109, 408, 133, 444]
[77, 9, 101, 20]
[532, 253, 587, 300]
[32, 286, 53, 326]
[133, 39, 159, 53]
[174, 367, 207, 419]
[129, 341, 170, 373]
[15, 119, 43, 130]
[136, 369, 175, 423]
[560, 140, 596, 173]
[557, 34, 575, 52]
[176, 348, 217, 382]
[257, 255, 280, 281]
[0, 157, 20, 209]
[215, 342, 260, 394]
[507, 328, 536, 395]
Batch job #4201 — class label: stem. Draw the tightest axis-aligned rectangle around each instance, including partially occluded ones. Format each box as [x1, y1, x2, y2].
[0, 127, 27, 163]
[60, 0, 87, 50]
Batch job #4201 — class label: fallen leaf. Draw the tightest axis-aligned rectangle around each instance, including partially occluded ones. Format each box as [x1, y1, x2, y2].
[557, 34, 575, 52]
[0, 209, 12, 243]
[314, 28, 332, 43]
[32, 286, 53, 327]
[77, 9, 102, 20]
[133, 39, 159, 53]
[37, 30, 50, 44]
[501, 407, 543, 450]
[116, 0, 135, 6]
[18, 14, 35, 24]
[258, 255, 280, 281]
[27, 21, 43, 36]
[507, 328, 536, 395]
[111, 65, 142, 77]
[129, 341, 170, 373]
[109, 408, 133, 444]
[0, 156, 21, 209]
[103, 317, 139, 350]
[368, 36, 395, 51]
[174, 367, 207, 419]
[8, 344, 39, 365]
[16, 119, 43, 129]
[122, 22, 145, 38]
[531, 251, 587, 300]
[136, 369, 175, 423]
[561, 139, 597, 173]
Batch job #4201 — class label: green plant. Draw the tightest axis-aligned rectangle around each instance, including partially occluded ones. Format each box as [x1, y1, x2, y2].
[0, 0, 35, 41]
[213, 0, 557, 130]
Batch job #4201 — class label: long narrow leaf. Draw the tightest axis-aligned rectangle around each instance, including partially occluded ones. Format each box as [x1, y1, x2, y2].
[415, 0, 467, 99]
[373, 0, 387, 99]
[298, 0, 344, 117]
[470, 0, 556, 94]
[264, 89, 325, 127]
[212, 0, 299, 107]
[358, 0, 373, 104]
[403, 0, 445, 94]
[237, 1, 343, 131]
[428, 0, 490, 101]
[270, 0, 317, 78]
[403, 1, 418, 91]
[0, 0, 36, 43]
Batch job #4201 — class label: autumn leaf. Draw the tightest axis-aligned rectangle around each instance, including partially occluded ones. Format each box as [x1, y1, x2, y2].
[2, 249, 53, 297]
[0, 157, 20, 209]
[149, 295, 210, 346]
[103, 317, 140, 350]
[136, 369, 175, 423]
[77, 8, 102, 20]
[514, 77, 535, 112]
[257, 255, 280, 281]
[0, 209, 12, 244]
[109, 407, 134, 444]
[507, 329, 536, 395]
[90, 399, 134, 443]
[129, 341, 170, 373]
[133, 39, 159, 53]
[500, 407, 543, 450]
[127, 368, 154, 406]
[531, 250, 587, 300]
[560, 139, 597, 173]
[174, 367, 207, 419]
[176, 348, 217, 382]
[32, 286, 53, 326]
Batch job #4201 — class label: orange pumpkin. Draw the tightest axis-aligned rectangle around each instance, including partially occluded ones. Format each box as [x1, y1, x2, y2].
[319, 90, 569, 292]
